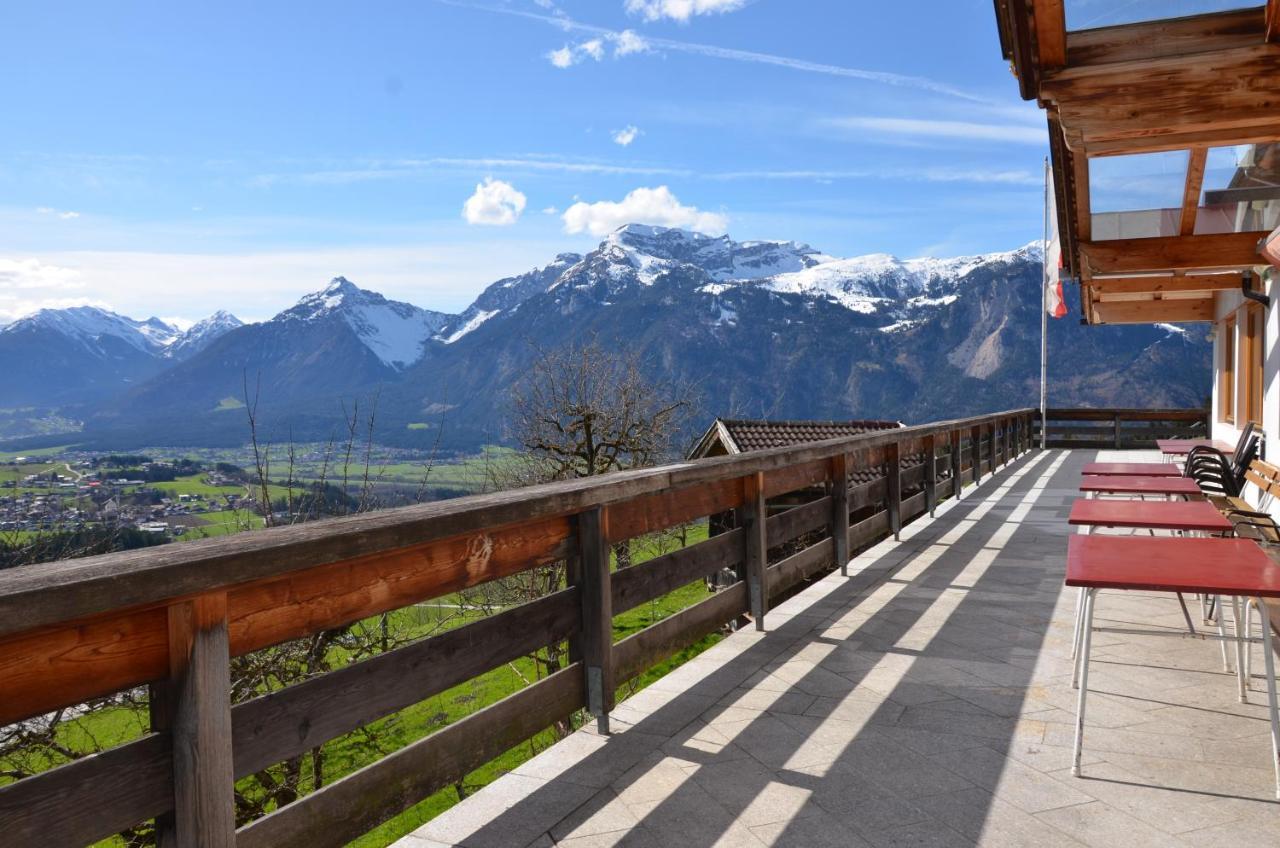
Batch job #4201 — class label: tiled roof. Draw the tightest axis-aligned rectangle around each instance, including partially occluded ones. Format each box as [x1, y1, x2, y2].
[717, 418, 901, 453]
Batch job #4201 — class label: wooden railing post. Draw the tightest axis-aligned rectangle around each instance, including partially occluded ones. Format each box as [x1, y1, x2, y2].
[578, 508, 614, 734]
[924, 434, 938, 516]
[971, 424, 983, 487]
[830, 455, 850, 576]
[950, 429, 962, 499]
[1113, 412, 1122, 449]
[743, 472, 768, 630]
[886, 442, 902, 540]
[1004, 417, 1013, 465]
[165, 593, 235, 848]
[995, 420, 1004, 468]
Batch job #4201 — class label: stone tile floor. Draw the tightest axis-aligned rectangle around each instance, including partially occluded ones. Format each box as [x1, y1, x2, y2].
[395, 449, 1280, 847]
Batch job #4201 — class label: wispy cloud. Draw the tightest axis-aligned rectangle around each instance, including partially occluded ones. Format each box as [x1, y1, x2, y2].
[36, 206, 81, 220]
[252, 155, 691, 186]
[440, 0, 988, 102]
[823, 116, 1046, 145]
[625, 0, 748, 23]
[251, 155, 1037, 188]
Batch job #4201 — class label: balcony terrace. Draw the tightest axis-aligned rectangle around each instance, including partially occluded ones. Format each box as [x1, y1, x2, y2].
[2, 408, 1277, 847]
[398, 448, 1280, 848]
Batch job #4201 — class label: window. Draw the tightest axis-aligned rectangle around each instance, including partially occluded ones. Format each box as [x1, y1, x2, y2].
[1221, 314, 1235, 423]
[1239, 304, 1264, 426]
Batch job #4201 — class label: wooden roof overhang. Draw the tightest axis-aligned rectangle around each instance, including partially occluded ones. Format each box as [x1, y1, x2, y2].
[993, 1, 1280, 324]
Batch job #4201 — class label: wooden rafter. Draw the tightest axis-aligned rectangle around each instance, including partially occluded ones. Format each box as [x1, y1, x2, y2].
[1066, 8, 1265, 67]
[1042, 45, 1280, 150]
[1179, 147, 1209, 236]
[1080, 232, 1263, 275]
[1087, 274, 1242, 296]
[1091, 299, 1215, 325]
[1032, 0, 1066, 69]
[1268, 0, 1280, 42]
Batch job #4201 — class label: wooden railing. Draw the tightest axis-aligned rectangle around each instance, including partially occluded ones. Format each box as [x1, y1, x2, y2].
[0, 407, 1038, 848]
[1035, 407, 1210, 450]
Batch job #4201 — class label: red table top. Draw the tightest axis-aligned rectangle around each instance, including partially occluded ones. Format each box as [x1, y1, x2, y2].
[1068, 498, 1232, 532]
[1078, 475, 1202, 495]
[1156, 439, 1234, 455]
[1066, 535, 1280, 597]
[1080, 462, 1182, 477]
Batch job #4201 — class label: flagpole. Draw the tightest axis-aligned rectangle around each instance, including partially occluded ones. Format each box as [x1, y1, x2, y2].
[1041, 156, 1049, 450]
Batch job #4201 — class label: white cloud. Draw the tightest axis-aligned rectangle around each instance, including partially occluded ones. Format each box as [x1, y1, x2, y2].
[825, 116, 1046, 145]
[462, 177, 528, 226]
[0, 257, 84, 291]
[562, 186, 727, 237]
[612, 125, 641, 147]
[613, 29, 649, 56]
[36, 206, 81, 220]
[547, 45, 576, 68]
[580, 38, 605, 60]
[542, 206, 560, 215]
[625, 0, 748, 22]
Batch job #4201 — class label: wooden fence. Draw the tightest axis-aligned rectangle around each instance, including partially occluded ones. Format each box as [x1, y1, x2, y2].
[0, 408, 1041, 848]
[1035, 407, 1209, 449]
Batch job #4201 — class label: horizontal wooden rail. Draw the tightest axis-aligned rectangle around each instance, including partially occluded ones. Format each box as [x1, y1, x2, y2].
[0, 406, 1039, 848]
[1034, 407, 1208, 449]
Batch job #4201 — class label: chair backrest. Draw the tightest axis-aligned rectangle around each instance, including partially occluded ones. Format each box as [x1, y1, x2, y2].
[1234, 434, 1262, 489]
[1233, 421, 1256, 466]
[1244, 459, 1280, 511]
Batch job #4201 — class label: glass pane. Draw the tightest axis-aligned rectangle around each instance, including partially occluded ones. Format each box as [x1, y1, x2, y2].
[1089, 150, 1188, 240]
[1065, 1, 1253, 30]
[1195, 143, 1280, 235]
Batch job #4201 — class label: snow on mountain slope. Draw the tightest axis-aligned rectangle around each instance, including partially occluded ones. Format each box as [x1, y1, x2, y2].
[280, 277, 451, 368]
[4, 306, 180, 356]
[719, 242, 1044, 316]
[165, 310, 244, 360]
[600, 223, 830, 284]
[439, 253, 580, 344]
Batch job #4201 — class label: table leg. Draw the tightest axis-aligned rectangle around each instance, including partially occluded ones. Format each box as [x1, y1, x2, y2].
[1071, 586, 1085, 661]
[1245, 599, 1254, 692]
[1259, 596, 1280, 800]
[1072, 587, 1096, 777]
[1233, 596, 1247, 703]
[1216, 595, 1232, 673]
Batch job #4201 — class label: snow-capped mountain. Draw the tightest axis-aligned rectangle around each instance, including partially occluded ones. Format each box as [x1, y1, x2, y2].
[6, 306, 181, 356]
[165, 310, 245, 360]
[6, 224, 1209, 449]
[278, 277, 451, 369]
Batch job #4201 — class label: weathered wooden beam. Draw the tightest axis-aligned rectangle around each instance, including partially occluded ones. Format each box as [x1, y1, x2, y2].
[606, 478, 741, 542]
[1080, 232, 1263, 274]
[1032, 0, 1066, 69]
[613, 529, 744, 615]
[235, 665, 584, 848]
[168, 594, 235, 848]
[1065, 8, 1265, 67]
[1088, 273, 1241, 295]
[972, 425, 983, 487]
[1085, 123, 1280, 157]
[743, 472, 768, 630]
[227, 516, 572, 655]
[0, 734, 172, 848]
[766, 538, 835, 598]
[767, 497, 831, 549]
[231, 588, 580, 778]
[830, 454, 851, 575]
[1092, 298, 1215, 324]
[1044, 45, 1280, 145]
[614, 583, 747, 683]
[886, 443, 902, 540]
[1268, 0, 1280, 42]
[1180, 147, 1209, 236]
[578, 508, 614, 733]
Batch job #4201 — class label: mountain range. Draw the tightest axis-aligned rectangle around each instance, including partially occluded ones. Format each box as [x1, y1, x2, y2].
[1, 224, 1212, 451]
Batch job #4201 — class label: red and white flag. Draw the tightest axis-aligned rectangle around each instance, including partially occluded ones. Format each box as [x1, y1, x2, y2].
[1044, 169, 1068, 318]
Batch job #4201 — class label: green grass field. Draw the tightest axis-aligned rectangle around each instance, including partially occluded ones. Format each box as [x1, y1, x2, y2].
[0, 444, 76, 461]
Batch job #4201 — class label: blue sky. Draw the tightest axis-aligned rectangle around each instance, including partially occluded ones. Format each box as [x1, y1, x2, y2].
[0, 0, 1048, 323]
